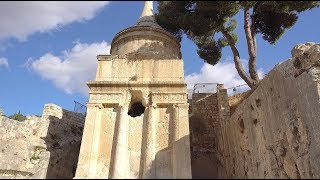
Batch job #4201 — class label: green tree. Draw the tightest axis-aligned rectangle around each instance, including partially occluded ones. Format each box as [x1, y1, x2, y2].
[9, 111, 26, 122]
[155, 1, 319, 88]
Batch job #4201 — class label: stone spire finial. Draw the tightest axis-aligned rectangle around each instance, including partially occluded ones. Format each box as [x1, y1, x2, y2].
[140, 1, 154, 18]
[136, 1, 161, 28]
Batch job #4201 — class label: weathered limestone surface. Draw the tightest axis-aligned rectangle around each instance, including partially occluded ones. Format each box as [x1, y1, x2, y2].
[0, 104, 85, 179]
[190, 43, 320, 178]
[189, 42, 320, 178]
[75, 1, 192, 179]
[220, 42, 320, 178]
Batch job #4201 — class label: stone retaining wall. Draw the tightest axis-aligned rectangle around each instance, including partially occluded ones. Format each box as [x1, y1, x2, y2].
[0, 103, 86, 179]
[42, 103, 85, 127]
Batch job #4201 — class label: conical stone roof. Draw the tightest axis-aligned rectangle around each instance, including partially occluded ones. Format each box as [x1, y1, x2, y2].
[110, 1, 181, 59]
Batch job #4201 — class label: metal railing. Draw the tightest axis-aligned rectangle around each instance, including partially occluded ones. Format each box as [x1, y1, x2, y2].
[74, 100, 87, 116]
[187, 83, 219, 99]
[187, 83, 250, 99]
[193, 83, 219, 94]
[226, 84, 250, 96]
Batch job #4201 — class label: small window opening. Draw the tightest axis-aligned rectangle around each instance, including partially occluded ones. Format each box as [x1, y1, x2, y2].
[128, 102, 145, 117]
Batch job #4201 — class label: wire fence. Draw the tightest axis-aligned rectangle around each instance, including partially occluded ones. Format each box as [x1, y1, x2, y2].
[226, 84, 250, 96]
[187, 83, 219, 99]
[193, 83, 219, 94]
[187, 83, 250, 99]
[74, 100, 87, 116]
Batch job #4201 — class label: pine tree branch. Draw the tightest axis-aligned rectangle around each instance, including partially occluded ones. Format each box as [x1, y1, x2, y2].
[251, 7, 257, 54]
[244, 6, 259, 82]
[221, 30, 254, 88]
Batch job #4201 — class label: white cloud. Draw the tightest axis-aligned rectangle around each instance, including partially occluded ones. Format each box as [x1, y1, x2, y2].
[0, 57, 9, 70]
[0, 1, 109, 41]
[30, 41, 111, 95]
[29, 42, 265, 96]
[185, 59, 264, 92]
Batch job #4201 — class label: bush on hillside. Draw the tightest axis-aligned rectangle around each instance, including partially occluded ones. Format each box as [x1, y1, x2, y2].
[8, 111, 26, 122]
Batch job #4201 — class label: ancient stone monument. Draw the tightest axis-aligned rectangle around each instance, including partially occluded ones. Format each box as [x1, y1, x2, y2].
[74, 1, 192, 179]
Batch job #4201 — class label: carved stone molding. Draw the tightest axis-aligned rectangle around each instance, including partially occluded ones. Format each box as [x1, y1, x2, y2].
[89, 93, 124, 104]
[151, 92, 187, 104]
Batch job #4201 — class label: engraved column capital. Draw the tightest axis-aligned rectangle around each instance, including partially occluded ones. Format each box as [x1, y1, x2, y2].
[147, 104, 157, 109]
[172, 103, 189, 109]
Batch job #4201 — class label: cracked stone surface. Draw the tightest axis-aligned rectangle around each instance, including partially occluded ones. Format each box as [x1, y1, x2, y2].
[189, 42, 320, 179]
[220, 43, 320, 178]
[0, 104, 85, 179]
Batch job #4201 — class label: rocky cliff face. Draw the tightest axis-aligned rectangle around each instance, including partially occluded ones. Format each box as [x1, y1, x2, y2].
[189, 42, 320, 179]
[221, 42, 320, 178]
[0, 104, 85, 179]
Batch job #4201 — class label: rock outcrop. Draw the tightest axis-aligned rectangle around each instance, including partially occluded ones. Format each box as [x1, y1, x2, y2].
[189, 42, 320, 179]
[0, 104, 85, 179]
[220, 42, 320, 178]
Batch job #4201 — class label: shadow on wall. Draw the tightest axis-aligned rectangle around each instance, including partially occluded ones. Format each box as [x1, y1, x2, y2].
[107, 114, 192, 179]
[141, 135, 192, 179]
[188, 91, 229, 179]
[189, 113, 221, 179]
[42, 112, 85, 179]
[127, 41, 181, 60]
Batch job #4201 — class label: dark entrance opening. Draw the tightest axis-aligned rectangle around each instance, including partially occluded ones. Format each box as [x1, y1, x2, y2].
[128, 102, 145, 117]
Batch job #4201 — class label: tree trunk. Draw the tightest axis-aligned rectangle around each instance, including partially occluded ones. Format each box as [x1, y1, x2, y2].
[251, 8, 257, 57]
[222, 30, 255, 88]
[244, 6, 259, 83]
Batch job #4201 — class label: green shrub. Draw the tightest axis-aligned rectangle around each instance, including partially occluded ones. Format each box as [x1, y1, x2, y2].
[30, 154, 40, 161]
[8, 111, 26, 122]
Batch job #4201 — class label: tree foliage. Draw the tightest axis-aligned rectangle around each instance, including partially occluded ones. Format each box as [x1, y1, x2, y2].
[155, 1, 319, 88]
[252, 1, 319, 44]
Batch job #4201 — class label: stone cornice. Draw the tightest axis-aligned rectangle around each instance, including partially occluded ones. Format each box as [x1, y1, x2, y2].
[87, 80, 186, 87]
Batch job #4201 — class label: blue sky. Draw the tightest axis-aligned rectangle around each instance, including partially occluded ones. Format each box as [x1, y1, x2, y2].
[0, 1, 319, 116]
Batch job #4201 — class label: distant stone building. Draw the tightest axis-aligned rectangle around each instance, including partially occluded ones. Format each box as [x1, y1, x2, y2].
[74, 1, 192, 179]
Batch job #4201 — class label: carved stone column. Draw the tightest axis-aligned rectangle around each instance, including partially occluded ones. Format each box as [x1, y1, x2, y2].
[172, 104, 179, 178]
[171, 103, 192, 178]
[75, 103, 103, 178]
[88, 104, 104, 177]
[109, 105, 130, 179]
[141, 105, 157, 178]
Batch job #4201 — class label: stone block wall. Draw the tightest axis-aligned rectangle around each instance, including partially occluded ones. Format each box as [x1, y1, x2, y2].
[0, 103, 85, 179]
[189, 85, 230, 179]
[190, 93, 218, 152]
[42, 103, 85, 127]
